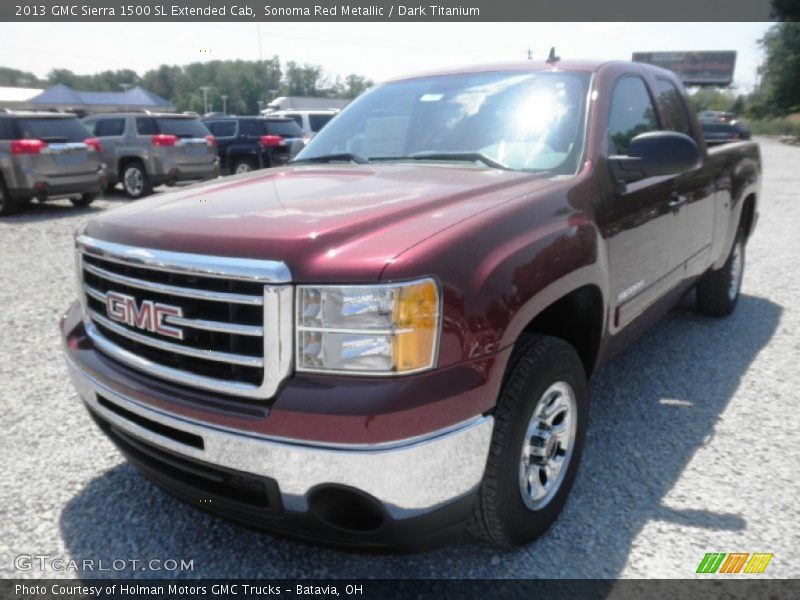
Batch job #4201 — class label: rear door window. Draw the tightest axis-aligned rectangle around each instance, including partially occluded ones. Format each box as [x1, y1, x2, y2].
[655, 78, 692, 136]
[95, 118, 126, 137]
[206, 121, 237, 137]
[608, 76, 660, 155]
[13, 117, 90, 142]
[309, 114, 333, 132]
[266, 120, 304, 137]
[136, 117, 158, 135]
[154, 118, 209, 138]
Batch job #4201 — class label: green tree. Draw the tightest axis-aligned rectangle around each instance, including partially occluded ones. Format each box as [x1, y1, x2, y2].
[0, 67, 42, 87]
[757, 22, 800, 115]
[282, 62, 326, 97]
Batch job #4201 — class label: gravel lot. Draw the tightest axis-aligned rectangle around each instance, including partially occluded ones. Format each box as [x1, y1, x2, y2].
[1, 138, 798, 579]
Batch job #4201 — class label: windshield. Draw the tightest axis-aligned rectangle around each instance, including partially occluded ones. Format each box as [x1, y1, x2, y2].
[296, 70, 591, 173]
[15, 117, 90, 143]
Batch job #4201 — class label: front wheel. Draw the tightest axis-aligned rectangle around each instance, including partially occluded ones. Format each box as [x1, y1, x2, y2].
[696, 229, 745, 317]
[468, 334, 588, 547]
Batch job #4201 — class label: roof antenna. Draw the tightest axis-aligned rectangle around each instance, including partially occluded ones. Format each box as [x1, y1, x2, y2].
[546, 47, 560, 65]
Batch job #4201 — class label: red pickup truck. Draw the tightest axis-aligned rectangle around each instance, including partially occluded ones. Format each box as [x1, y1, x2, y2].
[61, 59, 760, 550]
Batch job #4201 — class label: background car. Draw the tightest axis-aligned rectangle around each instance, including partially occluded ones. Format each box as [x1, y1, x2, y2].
[202, 116, 305, 174]
[0, 110, 105, 215]
[700, 119, 752, 144]
[697, 110, 736, 123]
[83, 112, 219, 198]
[266, 110, 338, 139]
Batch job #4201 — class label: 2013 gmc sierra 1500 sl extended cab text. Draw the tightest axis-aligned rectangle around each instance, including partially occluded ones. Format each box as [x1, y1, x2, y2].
[61, 59, 760, 551]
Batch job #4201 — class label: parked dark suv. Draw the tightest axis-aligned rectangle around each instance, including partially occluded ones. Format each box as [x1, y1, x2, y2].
[83, 113, 219, 198]
[0, 111, 106, 215]
[202, 116, 305, 174]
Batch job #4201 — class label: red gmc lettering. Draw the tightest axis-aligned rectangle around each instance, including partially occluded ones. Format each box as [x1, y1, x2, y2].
[105, 291, 183, 339]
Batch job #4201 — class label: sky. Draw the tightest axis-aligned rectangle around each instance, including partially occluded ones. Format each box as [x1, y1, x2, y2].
[0, 22, 773, 92]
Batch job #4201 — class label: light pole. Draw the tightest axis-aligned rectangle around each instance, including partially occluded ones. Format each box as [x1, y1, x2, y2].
[221, 94, 228, 115]
[199, 86, 211, 115]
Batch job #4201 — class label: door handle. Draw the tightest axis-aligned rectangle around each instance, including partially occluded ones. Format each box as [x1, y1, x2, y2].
[668, 193, 687, 213]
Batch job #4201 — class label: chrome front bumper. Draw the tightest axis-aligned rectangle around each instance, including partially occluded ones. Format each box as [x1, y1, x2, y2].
[66, 357, 494, 520]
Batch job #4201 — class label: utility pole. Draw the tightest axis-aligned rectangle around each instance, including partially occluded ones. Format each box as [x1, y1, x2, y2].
[221, 95, 228, 115]
[199, 86, 211, 115]
[527, 48, 532, 60]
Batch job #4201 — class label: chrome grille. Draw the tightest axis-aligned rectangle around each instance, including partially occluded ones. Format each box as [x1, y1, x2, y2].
[76, 236, 293, 400]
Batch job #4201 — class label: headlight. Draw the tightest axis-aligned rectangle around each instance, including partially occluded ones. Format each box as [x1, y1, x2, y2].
[296, 278, 441, 375]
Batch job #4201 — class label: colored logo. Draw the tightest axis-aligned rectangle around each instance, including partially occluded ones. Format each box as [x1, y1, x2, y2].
[696, 552, 773, 574]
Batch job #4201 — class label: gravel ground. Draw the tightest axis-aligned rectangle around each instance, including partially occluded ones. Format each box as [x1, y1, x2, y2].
[1, 138, 798, 579]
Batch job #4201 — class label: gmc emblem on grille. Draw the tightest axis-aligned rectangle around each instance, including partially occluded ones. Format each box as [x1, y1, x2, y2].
[105, 291, 184, 340]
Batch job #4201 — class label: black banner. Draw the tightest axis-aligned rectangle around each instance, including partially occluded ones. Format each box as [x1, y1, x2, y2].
[4, 579, 800, 600]
[1, 0, 779, 22]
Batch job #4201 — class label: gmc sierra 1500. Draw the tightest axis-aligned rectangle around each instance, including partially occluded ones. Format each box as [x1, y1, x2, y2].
[61, 60, 760, 551]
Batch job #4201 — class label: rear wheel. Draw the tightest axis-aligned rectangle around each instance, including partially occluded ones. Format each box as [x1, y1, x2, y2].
[70, 193, 97, 208]
[468, 334, 588, 547]
[232, 157, 257, 174]
[696, 229, 745, 317]
[122, 161, 152, 199]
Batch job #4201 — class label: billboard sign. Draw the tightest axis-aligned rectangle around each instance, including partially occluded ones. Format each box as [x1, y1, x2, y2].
[632, 51, 737, 86]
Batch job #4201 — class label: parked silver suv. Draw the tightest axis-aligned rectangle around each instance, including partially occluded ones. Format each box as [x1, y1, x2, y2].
[0, 111, 106, 215]
[83, 112, 219, 198]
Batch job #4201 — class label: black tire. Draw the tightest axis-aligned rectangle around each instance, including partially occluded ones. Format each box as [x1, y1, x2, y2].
[232, 157, 257, 175]
[70, 193, 97, 208]
[0, 176, 21, 216]
[468, 334, 588, 547]
[121, 160, 152, 199]
[696, 229, 745, 317]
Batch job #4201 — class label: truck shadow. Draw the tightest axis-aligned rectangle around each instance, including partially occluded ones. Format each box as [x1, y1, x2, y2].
[59, 293, 781, 578]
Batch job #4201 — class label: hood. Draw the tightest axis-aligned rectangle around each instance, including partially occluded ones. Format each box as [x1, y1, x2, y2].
[86, 163, 557, 282]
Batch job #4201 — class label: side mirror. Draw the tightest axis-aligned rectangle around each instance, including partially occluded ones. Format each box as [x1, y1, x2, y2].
[610, 131, 699, 182]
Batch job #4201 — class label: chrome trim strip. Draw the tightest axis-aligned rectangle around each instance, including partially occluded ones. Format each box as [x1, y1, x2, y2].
[85, 285, 264, 337]
[83, 261, 263, 306]
[88, 309, 264, 368]
[66, 355, 494, 517]
[77, 235, 291, 283]
[297, 326, 414, 335]
[166, 315, 264, 337]
[84, 320, 264, 396]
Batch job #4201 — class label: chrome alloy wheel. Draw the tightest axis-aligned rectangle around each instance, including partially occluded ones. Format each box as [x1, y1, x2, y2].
[519, 381, 577, 510]
[234, 162, 253, 174]
[123, 166, 144, 196]
[728, 239, 744, 302]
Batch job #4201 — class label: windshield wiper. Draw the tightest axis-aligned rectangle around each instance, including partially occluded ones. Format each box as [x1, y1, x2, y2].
[290, 152, 369, 165]
[372, 152, 510, 170]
